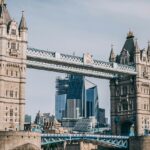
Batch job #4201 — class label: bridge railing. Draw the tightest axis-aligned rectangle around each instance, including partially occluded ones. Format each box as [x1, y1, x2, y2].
[41, 134, 129, 149]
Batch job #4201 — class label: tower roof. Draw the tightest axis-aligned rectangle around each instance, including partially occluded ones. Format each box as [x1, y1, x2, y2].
[0, 2, 11, 25]
[19, 11, 27, 30]
[127, 30, 134, 39]
[121, 31, 136, 62]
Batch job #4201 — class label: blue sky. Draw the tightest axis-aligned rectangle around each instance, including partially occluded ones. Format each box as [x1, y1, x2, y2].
[7, 0, 150, 121]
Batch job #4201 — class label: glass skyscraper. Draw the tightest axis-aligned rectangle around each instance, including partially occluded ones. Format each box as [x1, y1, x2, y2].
[55, 76, 68, 120]
[55, 74, 99, 120]
[86, 83, 98, 118]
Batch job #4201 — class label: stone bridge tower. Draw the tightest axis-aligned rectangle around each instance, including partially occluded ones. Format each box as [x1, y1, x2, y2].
[0, 1, 27, 131]
[110, 31, 150, 136]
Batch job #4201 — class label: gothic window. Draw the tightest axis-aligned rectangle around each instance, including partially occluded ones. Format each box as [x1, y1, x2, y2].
[11, 43, 16, 50]
[16, 71, 18, 77]
[121, 86, 123, 95]
[144, 104, 147, 110]
[118, 105, 122, 112]
[17, 43, 19, 50]
[130, 87, 134, 94]
[122, 100, 128, 111]
[15, 91, 17, 98]
[123, 86, 127, 95]
[11, 70, 13, 76]
[6, 90, 8, 96]
[125, 58, 128, 64]
[10, 109, 13, 116]
[129, 104, 132, 110]
[10, 91, 13, 97]
[11, 29, 16, 35]
[116, 89, 120, 96]
[6, 70, 8, 75]
[8, 42, 10, 48]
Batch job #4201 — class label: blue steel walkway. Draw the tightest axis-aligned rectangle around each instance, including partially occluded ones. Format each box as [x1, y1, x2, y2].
[41, 134, 129, 149]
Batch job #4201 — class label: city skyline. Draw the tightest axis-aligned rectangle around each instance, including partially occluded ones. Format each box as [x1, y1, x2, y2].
[7, 0, 150, 121]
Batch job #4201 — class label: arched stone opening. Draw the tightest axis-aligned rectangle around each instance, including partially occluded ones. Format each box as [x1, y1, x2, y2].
[121, 121, 133, 136]
[12, 143, 40, 150]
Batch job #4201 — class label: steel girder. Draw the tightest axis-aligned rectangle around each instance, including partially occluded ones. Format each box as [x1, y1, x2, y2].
[41, 134, 129, 149]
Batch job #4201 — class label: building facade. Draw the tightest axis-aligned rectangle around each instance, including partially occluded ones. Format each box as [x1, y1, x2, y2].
[110, 31, 150, 136]
[55, 74, 99, 121]
[86, 82, 99, 118]
[0, 1, 27, 131]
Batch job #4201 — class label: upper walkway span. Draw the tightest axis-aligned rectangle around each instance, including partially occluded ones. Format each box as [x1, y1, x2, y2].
[27, 47, 136, 79]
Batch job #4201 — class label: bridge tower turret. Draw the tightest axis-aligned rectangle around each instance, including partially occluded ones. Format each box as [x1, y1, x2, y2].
[109, 44, 116, 62]
[110, 31, 150, 136]
[0, 1, 27, 131]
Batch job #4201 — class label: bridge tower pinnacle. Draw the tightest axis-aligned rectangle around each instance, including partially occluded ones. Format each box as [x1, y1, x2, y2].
[0, 1, 27, 131]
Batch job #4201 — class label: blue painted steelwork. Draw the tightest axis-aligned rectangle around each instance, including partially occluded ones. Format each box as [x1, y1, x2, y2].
[41, 134, 129, 149]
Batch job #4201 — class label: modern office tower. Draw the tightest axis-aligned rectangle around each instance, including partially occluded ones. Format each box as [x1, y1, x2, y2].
[66, 75, 85, 118]
[55, 74, 99, 121]
[55, 76, 69, 120]
[85, 80, 99, 118]
[66, 99, 80, 119]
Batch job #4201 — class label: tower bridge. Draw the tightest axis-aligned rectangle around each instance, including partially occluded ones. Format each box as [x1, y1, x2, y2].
[0, 1, 150, 150]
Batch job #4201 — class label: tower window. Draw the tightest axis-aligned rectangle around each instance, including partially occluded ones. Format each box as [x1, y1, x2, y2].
[6, 90, 8, 96]
[15, 91, 18, 98]
[11, 71, 13, 76]
[10, 91, 13, 97]
[10, 109, 13, 116]
[11, 43, 16, 50]
[16, 71, 18, 77]
[6, 70, 9, 75]
[122, 100, 128, 111]
[8, 42, 10, 48]
[11, 29, 16, 35]
[123, 86, 127, 95]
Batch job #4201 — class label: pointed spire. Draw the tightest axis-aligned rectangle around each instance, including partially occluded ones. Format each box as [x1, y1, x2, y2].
[19, 11, 27, 30]
[0, 0, 11, 25]
[147, 41, 150, 56]
[135, 38, 140, 53]
[127, 29, 134, 39]
[147, 41, 150, 51]
[109, 44, 116, 62]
